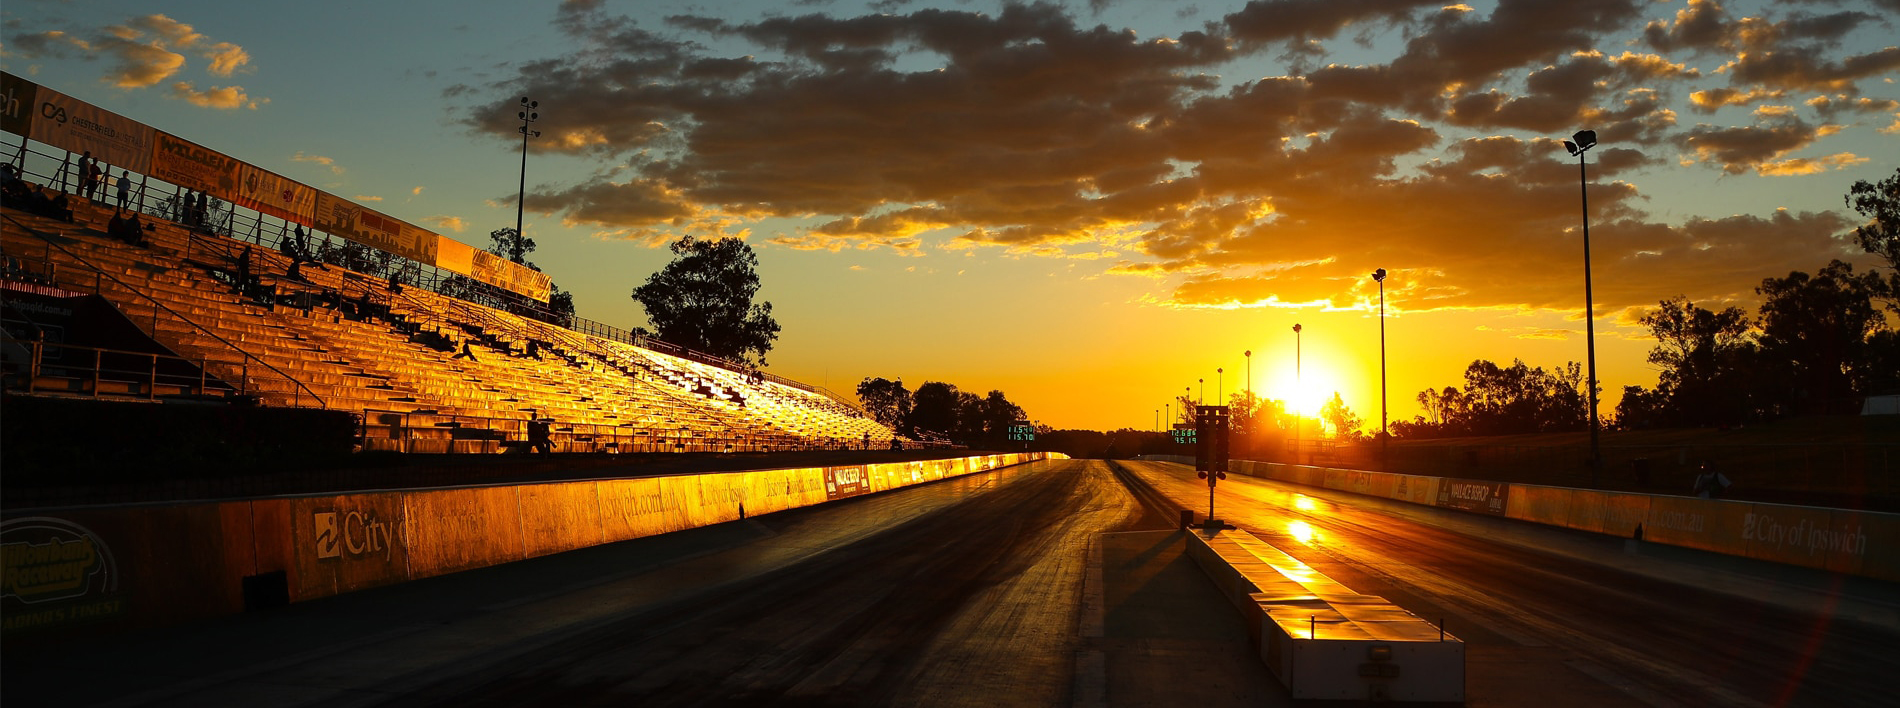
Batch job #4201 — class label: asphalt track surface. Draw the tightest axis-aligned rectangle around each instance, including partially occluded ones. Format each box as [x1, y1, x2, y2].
[1120, 460, 1900, 708]
[6, 458, 1159, 708]
[9, 458, 1897, 707]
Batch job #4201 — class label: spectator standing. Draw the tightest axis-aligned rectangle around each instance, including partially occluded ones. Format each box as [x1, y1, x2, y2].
[236, 245, 253, 295]
[527, 415, 553, 454]
[194, 191, 210, 228]
[115, 170, 131, 209]
[1692, 461, 1731, 499]
[77, 152, 97, 199]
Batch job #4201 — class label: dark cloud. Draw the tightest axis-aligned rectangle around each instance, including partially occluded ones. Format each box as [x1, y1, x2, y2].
[446, 0, 1877, 314]
[1643, 2, 1896, 95]
[1304, 0, 1643, 118]
[1725, 44, 1900, 93]
[1642, 0, 1733, 54]
[1223, 0, 1440, 45]
[1676, 113, 1839, 175]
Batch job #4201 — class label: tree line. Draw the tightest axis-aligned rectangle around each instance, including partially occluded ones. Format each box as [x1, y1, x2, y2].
[857, 378, 1028, 448]
[1392, 167, 1900, 437]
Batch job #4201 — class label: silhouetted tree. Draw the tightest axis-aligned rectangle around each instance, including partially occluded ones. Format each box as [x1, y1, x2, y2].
[1637, 296, 1761, 426]
[978, 390, 1025, 443]
[545, 285, 576, 327]
[632, 235, 780, 366]
[489, 227, 536, 264]
[1320, 392, 1364, 441]
[1394, 359, 1586, 437]
[856, 377, 912, 430]
[1846, 167, 1900, 313]
[907, 381, 962, 438]
[1756, 260, 1887, 414]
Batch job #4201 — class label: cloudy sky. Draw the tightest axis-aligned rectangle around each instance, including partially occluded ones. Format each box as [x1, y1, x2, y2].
[4, 0, 1896, 431]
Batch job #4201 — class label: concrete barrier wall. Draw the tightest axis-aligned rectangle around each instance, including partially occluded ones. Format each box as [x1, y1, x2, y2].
[2, 452, 1058, 639]
[1144, 455, 1898, 583]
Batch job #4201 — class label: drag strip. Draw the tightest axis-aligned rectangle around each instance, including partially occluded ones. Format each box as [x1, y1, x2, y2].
[6, 459, 1146, 708]
[1119, 459, 1900, 708]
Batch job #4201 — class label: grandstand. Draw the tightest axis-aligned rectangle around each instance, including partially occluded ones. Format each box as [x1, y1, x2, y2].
[2, 167, 903, 456]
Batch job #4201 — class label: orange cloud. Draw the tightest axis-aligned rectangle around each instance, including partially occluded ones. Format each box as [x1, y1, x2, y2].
[169, 81, 264, 110]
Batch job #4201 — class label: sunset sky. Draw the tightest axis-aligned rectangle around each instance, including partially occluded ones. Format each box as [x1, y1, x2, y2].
[4, 0, 1896, 432]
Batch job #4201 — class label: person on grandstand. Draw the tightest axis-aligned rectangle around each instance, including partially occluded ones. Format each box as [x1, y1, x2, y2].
[527, 414, 553, 454]
[45, 188, 73, 221]
[194, 191, 210, 229]
[107, 210, 148, 246]
[77, 152, 99, 200]
[115, 170, 132, 209]
[862, 431, 871, 450]
[889, 435, 902, 451]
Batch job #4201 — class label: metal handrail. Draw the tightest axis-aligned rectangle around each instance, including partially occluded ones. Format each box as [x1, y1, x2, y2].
[1, 211, 326, 407]
[1, 333, 229, 400]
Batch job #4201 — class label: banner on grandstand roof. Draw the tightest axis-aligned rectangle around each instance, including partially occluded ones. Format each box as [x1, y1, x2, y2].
[151, 131, 239, 195]
[435, 235, 475, 275]
[312, 192, 438, 266]
[232, 163, 317, 225]
[3, 73, 154, 174]
[433, 236, 550, 302]
[1, 72, 38, 138]
[469, 249, 553, 303]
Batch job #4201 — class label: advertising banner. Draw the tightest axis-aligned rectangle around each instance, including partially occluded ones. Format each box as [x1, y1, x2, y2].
[824, 465, 869, 500]
[1, 515, 127, 634]
[435, 234, 475, 275]
[516, 481, 604, 559]
[20, 82, 155, 174]
[312, 191, 438, 266]
[151, 131, 238, 194]
[1434, 478, 1509, 516]
[1641, 495, 1736, 553]
[1, 71, 38, 138]
[468, 249, 554, 303]
[289, 493, 408, 601]
[402, 486, 524, 580]
[232, 162, 317, 225]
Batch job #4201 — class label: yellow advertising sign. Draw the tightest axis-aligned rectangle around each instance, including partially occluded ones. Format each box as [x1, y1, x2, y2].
[467, 248, 553, 303]
[312, 191, 438, 265]
[435, 235, 475, 275]
[232, 163, 317, 225]
[151, 131, 240, 194]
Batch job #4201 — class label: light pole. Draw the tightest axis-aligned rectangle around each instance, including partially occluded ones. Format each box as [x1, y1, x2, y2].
[1373, 268, 1388, 463]
[1198, 379, 1204, 406]
[1217, 368, 1224, 406]
[515, 97, 541, 245]
[1292, 323, 1302, 464]
[1563, 129, 1602, 486]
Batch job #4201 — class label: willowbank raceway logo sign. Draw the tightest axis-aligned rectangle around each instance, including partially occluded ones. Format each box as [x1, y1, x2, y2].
[1, 517, 127, 633]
